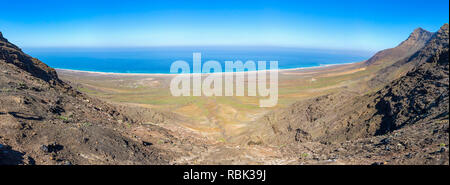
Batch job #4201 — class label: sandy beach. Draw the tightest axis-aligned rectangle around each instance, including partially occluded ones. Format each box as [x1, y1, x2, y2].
[55, 61, 365, 77]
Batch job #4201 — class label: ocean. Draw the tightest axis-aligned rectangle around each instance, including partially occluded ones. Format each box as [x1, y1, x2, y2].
[23, 46, 372, 74]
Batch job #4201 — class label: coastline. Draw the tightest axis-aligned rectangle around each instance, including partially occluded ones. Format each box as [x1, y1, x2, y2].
[55, 61, 365, 76]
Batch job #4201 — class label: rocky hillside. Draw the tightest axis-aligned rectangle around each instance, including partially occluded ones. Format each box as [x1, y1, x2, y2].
[250, 24, 448, 149]
[365, 27, 433, 66]
[320, 23, 449, 142]
[0, 32, 182, 164]
[365, 27, 435, 88]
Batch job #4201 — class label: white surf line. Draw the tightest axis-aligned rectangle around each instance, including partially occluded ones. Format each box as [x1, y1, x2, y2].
[55, 61, 363, 77]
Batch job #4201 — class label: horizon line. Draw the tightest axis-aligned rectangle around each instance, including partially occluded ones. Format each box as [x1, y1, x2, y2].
[21, 45, 377, 53]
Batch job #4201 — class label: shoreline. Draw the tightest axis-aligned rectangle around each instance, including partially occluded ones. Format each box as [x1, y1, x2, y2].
[55, 61, 364, 76]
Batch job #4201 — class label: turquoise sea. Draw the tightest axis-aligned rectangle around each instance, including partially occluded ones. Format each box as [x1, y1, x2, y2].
[24, 46, 373, 74]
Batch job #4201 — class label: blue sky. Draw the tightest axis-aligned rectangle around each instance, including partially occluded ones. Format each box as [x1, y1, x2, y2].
[0, 0, 448, 51]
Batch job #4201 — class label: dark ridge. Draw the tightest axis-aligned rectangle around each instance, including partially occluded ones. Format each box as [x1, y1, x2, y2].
[0, 32, 62, 85]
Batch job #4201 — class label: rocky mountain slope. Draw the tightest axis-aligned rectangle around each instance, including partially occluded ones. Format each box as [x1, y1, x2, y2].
[0, 32, 187, 165]
[365, 27, 435, 88]
[365, 27, 433, 66]
[245, 24, 449, 164]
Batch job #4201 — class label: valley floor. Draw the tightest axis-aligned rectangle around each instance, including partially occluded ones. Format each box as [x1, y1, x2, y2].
[56, 62, 448, 165]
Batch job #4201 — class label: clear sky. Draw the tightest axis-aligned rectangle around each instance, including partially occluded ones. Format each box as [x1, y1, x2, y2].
[0, 0, 448, 51]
